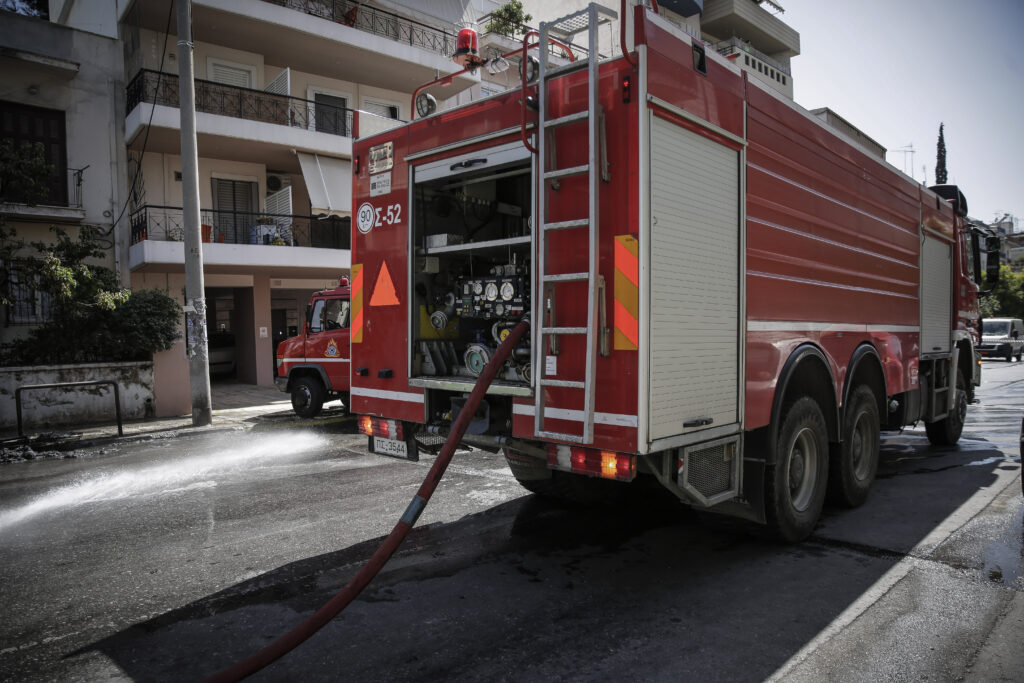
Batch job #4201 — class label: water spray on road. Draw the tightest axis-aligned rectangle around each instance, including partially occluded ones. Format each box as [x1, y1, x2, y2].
[0, 432, 327, 531]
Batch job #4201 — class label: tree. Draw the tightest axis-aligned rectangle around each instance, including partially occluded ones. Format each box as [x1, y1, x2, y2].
[979, 264, 1024, 320]
[935, 123, 947, 185]
[1, 141, 180, 365]
[485, 0, 532, 37]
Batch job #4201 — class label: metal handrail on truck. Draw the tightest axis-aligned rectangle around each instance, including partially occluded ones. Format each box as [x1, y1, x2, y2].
[15, 380, 124, 439]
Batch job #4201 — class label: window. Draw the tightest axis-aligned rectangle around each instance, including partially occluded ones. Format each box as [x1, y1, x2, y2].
[782, 75, 787, 85]
[310, 298, 349, 333]
[206, 58, 256, 89]
[744, 55, 749, 66]
[5, 262, 53, 325]
[0, 100, 67, 205]
[211, 177, 257, 243]
[361, 98, 401, 120]
[314, 93, 349, 135]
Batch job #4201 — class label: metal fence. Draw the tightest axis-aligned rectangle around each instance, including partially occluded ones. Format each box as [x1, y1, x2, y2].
[265, 0, 456, 57]
[129, 205, 351, 250]
[126, 69, 355, 137]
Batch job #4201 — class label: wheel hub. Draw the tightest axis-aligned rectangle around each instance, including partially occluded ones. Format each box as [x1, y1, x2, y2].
[788, 427, 818, 512]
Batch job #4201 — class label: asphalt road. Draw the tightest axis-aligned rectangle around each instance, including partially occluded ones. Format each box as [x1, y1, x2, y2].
[0, 361, 1021, 682]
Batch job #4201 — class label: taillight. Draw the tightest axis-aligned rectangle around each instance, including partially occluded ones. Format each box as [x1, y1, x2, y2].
[547, 444, 635, 482]
[357, 416, 404, 440]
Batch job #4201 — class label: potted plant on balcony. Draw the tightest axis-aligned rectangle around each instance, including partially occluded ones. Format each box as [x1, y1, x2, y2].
[485, 1, 531, 37]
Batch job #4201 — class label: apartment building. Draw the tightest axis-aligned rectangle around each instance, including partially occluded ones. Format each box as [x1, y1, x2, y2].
[116, 0, 488, 415]
[0, 3, 124, 345]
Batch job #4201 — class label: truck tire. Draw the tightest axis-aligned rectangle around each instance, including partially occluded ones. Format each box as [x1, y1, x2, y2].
[765, 396, 829, 542]
[925, 368, 966, 446]
[828, 386, 879, 508]
[291, 376, 325, 418]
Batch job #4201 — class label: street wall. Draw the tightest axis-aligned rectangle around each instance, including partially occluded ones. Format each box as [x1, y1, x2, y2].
[0, 362, 154, 432]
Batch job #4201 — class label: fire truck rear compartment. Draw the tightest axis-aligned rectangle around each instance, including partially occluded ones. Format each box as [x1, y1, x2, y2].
[410, 144, 534, 432]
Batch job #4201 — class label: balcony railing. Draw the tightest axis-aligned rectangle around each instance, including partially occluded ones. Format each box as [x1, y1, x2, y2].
[264, 0, 456, 58]
[129, 205, 351, 250]
[0, 167, 85, 209]
[715, 36, 791, 76]
[126, 69, 355, 137]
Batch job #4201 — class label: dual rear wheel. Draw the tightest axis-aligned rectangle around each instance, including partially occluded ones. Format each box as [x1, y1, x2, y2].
[766, 387, 881, 542]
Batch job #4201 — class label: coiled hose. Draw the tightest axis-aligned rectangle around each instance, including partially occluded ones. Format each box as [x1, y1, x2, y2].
[203, 316, 531, 682]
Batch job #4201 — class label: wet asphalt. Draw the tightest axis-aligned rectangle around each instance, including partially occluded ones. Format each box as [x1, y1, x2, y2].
[0, 361, 1021, 681]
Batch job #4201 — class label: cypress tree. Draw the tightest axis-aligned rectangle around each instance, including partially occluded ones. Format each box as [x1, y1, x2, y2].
[935, 123, 947, 185]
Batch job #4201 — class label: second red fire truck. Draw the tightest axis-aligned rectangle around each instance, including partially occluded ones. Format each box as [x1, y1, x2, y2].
[346, 2, 998, 540]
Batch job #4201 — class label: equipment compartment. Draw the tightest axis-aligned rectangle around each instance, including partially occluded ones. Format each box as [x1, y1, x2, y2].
[410, 143, 533, 395]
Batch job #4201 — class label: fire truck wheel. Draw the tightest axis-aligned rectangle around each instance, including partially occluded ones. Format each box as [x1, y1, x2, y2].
[828, 386, 879, 508]
[291, 376, 325, 418]
[766, 396, 829, 542]
[925, 368, 967, 446]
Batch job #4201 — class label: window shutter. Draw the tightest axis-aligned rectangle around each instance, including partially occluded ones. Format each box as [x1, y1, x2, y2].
[208, 62, 253, 89]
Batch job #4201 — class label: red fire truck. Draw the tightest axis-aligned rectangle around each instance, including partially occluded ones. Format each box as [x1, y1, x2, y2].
[275, 279, 351, 417]
[348, 3, 998, 540]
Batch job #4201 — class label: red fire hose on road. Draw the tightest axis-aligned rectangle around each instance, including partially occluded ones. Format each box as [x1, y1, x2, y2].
[203, 316, 531, 682]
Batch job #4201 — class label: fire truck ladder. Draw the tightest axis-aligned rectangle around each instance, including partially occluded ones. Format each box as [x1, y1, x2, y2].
[534, 4, 616, 445]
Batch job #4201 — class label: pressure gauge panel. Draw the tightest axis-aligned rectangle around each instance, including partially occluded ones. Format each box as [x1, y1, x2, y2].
[456, 275, 529, 320]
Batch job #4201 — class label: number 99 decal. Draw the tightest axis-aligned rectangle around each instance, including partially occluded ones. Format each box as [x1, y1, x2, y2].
[356, 201, 402, 234]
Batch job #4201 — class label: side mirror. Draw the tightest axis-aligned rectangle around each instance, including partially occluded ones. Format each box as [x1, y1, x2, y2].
[970, 230, 983, 285]
[986, 236, 1001, 285]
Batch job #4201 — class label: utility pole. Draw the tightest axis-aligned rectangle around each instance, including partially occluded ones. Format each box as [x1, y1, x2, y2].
[177, 0, 212, 426]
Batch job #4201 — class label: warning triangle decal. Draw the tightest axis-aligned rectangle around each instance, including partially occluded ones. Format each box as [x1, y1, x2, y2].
[369, 261, 400, 306]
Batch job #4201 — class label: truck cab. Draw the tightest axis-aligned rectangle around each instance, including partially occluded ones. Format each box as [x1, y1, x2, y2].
[275, 278, 352, 416]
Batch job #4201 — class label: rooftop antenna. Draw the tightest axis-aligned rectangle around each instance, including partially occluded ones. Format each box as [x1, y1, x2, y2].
[895, 143, 915, 179]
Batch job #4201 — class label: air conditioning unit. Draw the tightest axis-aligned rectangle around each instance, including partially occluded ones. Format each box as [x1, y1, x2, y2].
[266, 172, 291, 193]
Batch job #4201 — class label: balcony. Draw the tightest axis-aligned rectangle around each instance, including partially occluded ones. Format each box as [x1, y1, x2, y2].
[701, 0, 800, 57]
[0, 167, 87, 222]
[125, 69, 357, 166]
[715, 36, 791, 76]
[127, 69, 354, 136]
[127, 205, 350, 278]
[122, 0, 475, 95]
[129, 205, 350, 249]
[263, 0, 455, 59]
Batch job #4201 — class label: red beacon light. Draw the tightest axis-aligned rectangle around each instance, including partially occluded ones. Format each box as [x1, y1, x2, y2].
[453, 27, 484, 68]
[338, 276, 350, 287]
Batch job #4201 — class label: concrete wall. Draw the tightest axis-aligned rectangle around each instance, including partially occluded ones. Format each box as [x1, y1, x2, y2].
[0, 361, 154, 430]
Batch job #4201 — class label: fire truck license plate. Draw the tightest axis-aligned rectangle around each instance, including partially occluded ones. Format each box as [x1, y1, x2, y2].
[373, 436, 407, 457]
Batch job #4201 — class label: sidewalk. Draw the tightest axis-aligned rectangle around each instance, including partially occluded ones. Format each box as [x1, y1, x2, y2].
[1, 381, 351, 454]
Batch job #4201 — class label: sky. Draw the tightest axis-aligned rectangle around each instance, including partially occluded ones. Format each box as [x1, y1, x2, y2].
[780, 0, 1024, 228]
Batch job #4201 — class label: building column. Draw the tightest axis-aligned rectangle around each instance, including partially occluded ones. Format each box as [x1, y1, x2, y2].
[236, 276, 274, 386]
[252, 275, 274, 386]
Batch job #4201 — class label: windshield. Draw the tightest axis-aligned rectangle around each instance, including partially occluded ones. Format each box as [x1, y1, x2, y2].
[982, 320, 1010, 336]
